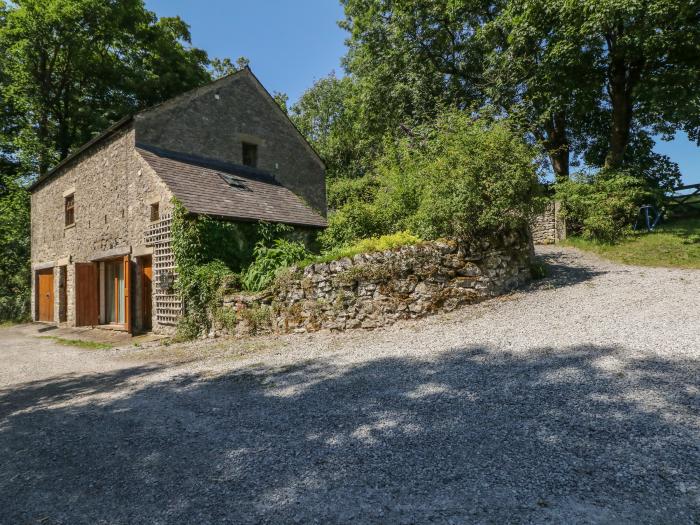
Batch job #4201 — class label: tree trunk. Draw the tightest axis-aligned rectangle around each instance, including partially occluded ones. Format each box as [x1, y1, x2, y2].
[603, 28, 643, 171]
[543, 111, 570, 181]
[604, 60, 634, 170]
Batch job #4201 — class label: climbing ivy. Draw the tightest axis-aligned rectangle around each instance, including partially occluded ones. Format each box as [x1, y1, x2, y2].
[170, 199, 307, 339]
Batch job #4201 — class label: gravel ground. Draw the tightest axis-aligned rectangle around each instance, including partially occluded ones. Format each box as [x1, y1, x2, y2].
[1, 246, 699, 524]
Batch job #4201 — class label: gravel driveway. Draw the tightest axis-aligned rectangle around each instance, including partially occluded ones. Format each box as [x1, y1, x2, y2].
[1, 247, 699, 524]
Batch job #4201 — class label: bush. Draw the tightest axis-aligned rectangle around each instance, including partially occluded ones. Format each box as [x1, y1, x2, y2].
[313, 231, 421, 264]
[241, 238, 311, 292]
[239, 304, 272, 335]
[320, 110, 543, 249]
[556, 171, 655, 242]
[327, 175, 380, 209]
[175, 260, 239, 340]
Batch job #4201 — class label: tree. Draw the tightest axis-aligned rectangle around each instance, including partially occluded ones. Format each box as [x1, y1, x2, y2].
[340, 0, 493, 143]
[481, 1, 602, 180]
[0, 0, 225, 320]
[566, 0, 700, 169]
[0, 162, 30, 321]
[340, 0, 700, 180]
[290, 73, 373, 179]
[0, 0, 213, 175]
[209, 56, 250, 80]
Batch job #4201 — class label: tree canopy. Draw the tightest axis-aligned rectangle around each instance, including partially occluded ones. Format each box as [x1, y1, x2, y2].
[0, 0, 230, 320]
[290, 0, 700, 184]
[0, 0, 216, 175]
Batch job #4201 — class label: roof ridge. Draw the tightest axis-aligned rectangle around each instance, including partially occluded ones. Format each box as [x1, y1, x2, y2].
[29, 68, 250, 192]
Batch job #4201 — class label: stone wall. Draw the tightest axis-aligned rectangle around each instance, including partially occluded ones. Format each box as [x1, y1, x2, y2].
[30, 125, 173, 331]
[530, 201, 566, 245]
[221, 231, 533, 336]
[135, 68, 326, 214]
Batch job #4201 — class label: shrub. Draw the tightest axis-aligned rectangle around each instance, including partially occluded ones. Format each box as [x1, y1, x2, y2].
[241, 239, 311, 292]
[175, 260, 239, 340]
[174, 315, 201, 342]
[313, 231, 421, 264]
[327, 175, 380, 209]
[556, 171, 655, 242]
[320, 110, 543, 249]
[239, 304, 272, 335]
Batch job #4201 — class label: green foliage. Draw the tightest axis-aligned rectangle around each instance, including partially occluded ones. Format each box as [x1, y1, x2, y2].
[290, 73, 376, 179]
[241, 239, 311, 292]
[0, 0, 216, 174]
[172, 200, 249, 339]
[319, 200, 387, 250]
[171, 199, 308, 337]
[312, 231, 421, 265]
[321, 110, 543, 249]
[171, 199, 263, 273]
[174, 315, 201, 342]
[556, 171, 655, 242]
[326, 175, 380, 210]
[340, 0, 700, 181]
[0, 166, 30, 321]
[239, 304, 272, 335]
[563, 218, 700, 269]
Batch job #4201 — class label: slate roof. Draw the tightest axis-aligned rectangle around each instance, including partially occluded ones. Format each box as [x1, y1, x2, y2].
[137, 145, 327, 228]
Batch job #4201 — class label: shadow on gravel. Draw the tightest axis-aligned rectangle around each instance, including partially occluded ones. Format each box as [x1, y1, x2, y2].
[1, 345, 697, 524]
[0, 365, 164, 419]
[529, 250, 606, 290]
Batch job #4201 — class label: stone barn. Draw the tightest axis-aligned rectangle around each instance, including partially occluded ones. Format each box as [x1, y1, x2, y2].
[29, 67, 327, 334]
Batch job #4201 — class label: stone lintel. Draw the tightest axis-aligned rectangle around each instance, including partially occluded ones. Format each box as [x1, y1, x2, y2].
[132, 245, 153, 257]
[89, 245, 131, 261]
[33, 260, 55, 271]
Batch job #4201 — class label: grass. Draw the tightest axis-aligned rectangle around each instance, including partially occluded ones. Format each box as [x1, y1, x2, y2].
[302, 231, 422, 266]
[37, 336, 113, 350]
[563, 217, 700, 269]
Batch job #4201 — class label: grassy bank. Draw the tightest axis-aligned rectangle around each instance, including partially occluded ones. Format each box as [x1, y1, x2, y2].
[563, 217, 700, 269]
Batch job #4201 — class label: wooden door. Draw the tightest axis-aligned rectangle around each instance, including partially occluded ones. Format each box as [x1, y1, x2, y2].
[75, 263, 98, 326]
[124, 255, 132, 334]
[37, 269, 54, 322]
[142, 256, 152, 331]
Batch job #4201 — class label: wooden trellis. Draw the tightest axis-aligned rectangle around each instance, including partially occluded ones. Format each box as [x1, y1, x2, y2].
[145, 214, 181, 326]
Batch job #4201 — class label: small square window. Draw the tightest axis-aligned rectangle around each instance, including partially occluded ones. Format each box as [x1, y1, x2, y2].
[242, 142, 258, 168]
[64, 194, 75, 226]
[150, 202, 160, 222]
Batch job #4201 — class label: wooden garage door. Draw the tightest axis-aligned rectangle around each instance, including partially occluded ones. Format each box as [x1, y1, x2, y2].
[37, 269, 54, 322]
[75, 263, 98, 326]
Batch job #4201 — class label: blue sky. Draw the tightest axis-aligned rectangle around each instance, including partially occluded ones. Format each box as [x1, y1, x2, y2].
[145, 0, 699, 185]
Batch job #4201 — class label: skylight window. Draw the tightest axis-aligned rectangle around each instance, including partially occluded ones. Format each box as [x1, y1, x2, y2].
[219, 172, 247, 189]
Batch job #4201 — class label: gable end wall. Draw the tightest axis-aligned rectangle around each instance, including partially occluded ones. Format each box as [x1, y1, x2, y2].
[134, 70, 327, 214]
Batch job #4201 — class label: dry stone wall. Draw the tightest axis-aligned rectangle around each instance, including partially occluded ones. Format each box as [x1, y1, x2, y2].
[530, 201, 565, 245]
[221, 231, 533, 336]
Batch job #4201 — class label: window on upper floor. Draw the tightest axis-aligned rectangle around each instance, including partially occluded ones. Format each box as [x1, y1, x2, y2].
[64, 193, 75, 227]
[242, 142, 258, 168]
[150, 202, 160, 222]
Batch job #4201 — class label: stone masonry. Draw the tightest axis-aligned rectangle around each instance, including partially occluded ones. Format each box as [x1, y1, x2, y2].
[30, 126, 173, 332]
[530, 201, 566, 245]
[222, 231, 533, 336]
[30, 68, 327, 333]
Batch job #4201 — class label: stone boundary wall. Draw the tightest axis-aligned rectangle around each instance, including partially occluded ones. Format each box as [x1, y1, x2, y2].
[530, 201, 566, 245]
[220, 231, 533, 336]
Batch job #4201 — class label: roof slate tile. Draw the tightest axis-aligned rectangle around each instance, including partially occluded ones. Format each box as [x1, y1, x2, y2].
[137, 146, 327, 228]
